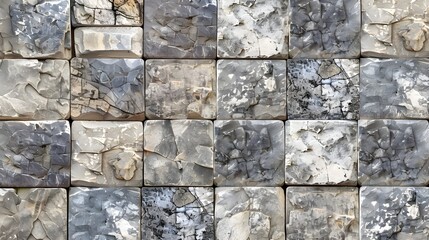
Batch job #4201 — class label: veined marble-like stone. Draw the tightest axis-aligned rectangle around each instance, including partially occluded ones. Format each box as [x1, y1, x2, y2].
[0, 188, 67, 240]
[144, 0, 216, 58]
[215, 187, 285, 240]
[146, 60, 216, 119]
[217, 0, 288, 58]
[71, 58, 145, 120]
[361, 187, 429, 239]
[0, 0, 71, 59]
[287, 59, 360, 120]
[74, 27, 143, 58]
[144, 120, 213, 186]
[0, 59, 70, 120]
[71, 121, 143, 187]
[69, 187, 141, 240]
[289, 0, 360, 58]
[214, 120, 284, 186]
[360, 58, 429, 119]
[285, 120, 358, 185]
[217, 60, 287, 120]
[286, 187, 359, 240]
[142, 187, 214, 240]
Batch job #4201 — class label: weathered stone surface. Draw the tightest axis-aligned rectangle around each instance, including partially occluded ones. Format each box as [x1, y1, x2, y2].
[215, 187, 285, 240]
[74, 27, 143, 58]
[71, 58, 145, 120]
[286, 187, 359, 240]
[361, 187, 429, 239]
[144, 0, 216, 58]
[71, 121, 143, 187]
[0, 59, 70, 120]
[0, 188, 67, 240]
[214, 120, 284, 186]
[144, 120, 213, 186]
[69, 187, 140, 240]
[146, 60, 216, 119]
[285, 120, 358, 185]
[287, 59, 359, 120]
[217, 0, 288, 58]
[142, 187, 214, 240]
[360, 58, 429, 119]
[217, 60, 287, 120]
[289, 0, 360, 58]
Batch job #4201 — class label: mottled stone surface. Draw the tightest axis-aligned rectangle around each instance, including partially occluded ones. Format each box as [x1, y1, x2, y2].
[142, 187, 214, 240]
[71, 58, 145, 120]
[286, 187, 359, 240]
[287, 59, 360, 120]
[361, 187, 429, 239]
[360, 58, 429, 119]
[144, 0, 216, 58]
[71, 121, 143, 187]
[285, 120, 358, 185]
[215, 187, 285, 240]
[0, 188, 67, 240]
[69, 187, 141, 240]
[144, 120, 213, 186]
[217, 0, 288, 58]
[0, 59, 70, 120]
[217, 60, 287, 120]
[146, 60, 216, 119]
[214, 120, 284, 186]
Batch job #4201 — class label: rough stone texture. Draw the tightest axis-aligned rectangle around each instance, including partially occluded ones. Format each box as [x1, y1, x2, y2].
[74, 27, 143, 58]
[0, 59, 70, 120]
[144, 0, 216, 58]
[285, 120, 358, 185]
[361, 187, 429, 239]
[359, 120, 429, 186]
[69, 187, 141, 240]
[71, 121, 143, 187]
[286, 187, 359, 240]
[142, 187, 214, 240]
[360, 58, 429, 119]
[287, 59, 360, 120]
[144, 120, 213, 186]
[0, 188, 67, 240]
[146, 60, 216, 119]
[214, 120, 284, 186]
[71, 58, 145, 120]
[215, 187, 285, 240]
[217, 0, 288, 58]
[217, 60, 287, 120]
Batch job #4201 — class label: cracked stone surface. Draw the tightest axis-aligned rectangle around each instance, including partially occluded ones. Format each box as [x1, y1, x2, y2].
[0, 188, 67, 240]
[69, 187, 141, 240]
[217, 0, 288, 58]
[289, 0, 360, 58]
[71, 121, 143, 187]
[217, 60, 287, 120]
[144, 0, 216, 58]
[142, 187, 214, 240]
[71, 58, 145, 120]
[0, 59, 70, 120]
[215, 187, 285, 240]
[74, 27, 143, 58]
[144, 120, 213, 186]
[285, 120, 358, 185]
[361, 187, 429, 239]
[214, 120, 284, 186]
[286, 187, 359, 240]
[359, 120, 429, 186]
[0, 0, 71, 59]
[146, 60, 216, 119]
[360, 58, 429, 119]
